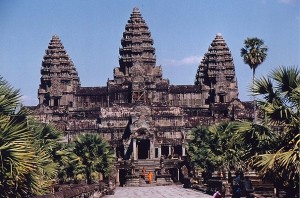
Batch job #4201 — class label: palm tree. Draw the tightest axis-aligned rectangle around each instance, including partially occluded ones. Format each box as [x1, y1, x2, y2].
[72, 133, 115, 184]
[241, 37, 268, 123]
[251, 66, 299, 196]
[0, 77, 37, 197]
[188, 122, 246, 175]
[28, 120, 69, 194]
[0, 76, 67, 196]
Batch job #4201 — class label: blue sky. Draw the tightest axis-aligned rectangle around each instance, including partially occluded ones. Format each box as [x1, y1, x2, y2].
[0, 0, 299, 106]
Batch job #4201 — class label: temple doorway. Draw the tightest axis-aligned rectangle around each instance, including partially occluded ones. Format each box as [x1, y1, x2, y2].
[137, 139, 150, 159]
[173, 145, 182, 156]
[161, 145, 169, 157]
[119, 169, 127, 187]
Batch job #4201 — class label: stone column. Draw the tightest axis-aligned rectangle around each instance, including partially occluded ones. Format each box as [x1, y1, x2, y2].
[150, 140, 154, 159]
[124, 145, 128, 157]
[114, 147, 117, 157]
[136, 142, 139, 160]
[133, 138, 137, 160]
[168, 145, 172, 156]
[116, 169, 120, 186]
[158, 145, 161, 158]
[182, 144, 186, 156]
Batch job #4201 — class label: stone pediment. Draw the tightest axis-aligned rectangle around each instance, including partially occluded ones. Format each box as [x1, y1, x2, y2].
[130, 105, 154, 137]
[130, 64, 145, 77]
[133, 127, 153, 139]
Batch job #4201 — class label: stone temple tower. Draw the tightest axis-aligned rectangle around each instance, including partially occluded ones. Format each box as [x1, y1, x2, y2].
[110, 7, 167, 103]
[195, 33, 238, 104]
[38, 35, 80, 108]
[118, 7, 156, 73]
[113, 7, 163, 83]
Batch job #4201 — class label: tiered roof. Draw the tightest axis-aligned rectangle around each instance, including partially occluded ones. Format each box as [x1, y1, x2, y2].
[119, 7, 156, 73]
[195, 33, 236, 87]
[39, 35, 80, 95]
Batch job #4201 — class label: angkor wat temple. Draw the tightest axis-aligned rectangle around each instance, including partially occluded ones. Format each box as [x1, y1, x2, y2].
[32, 7, 253, 185]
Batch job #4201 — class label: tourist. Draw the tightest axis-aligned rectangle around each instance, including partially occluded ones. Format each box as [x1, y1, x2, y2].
[243, 176, 253, 198]
[232, 172, 241, 198]
[148, 171, 153, 184]
[213, 189, 222, 198]
[142, 167, 146, 179]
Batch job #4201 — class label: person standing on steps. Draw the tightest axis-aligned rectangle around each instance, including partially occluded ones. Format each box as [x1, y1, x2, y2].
[148, 171, 153, 184]
[142, 167, 146, 179]
[232, 172, 242, 198]
[243, 176, 253, 198]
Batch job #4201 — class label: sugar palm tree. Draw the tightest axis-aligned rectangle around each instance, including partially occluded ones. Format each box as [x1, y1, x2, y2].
[241, 37, 268, 123]
[73, 133, 115, 184]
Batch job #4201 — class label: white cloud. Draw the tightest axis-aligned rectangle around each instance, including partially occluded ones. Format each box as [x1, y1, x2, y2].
[21, 95, 38, 106]
[161, 55, 202, 67]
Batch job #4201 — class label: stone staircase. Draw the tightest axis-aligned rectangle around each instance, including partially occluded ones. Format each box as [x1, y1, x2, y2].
[246, 172, 274, 198]
[136, 159, 158, 183]
[123, 159, 176, 186]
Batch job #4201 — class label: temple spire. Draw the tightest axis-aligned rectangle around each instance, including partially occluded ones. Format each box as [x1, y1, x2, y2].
[38, 35, 80, 107]
[195, 33, 238, 104]
[119, 7, 156, 74]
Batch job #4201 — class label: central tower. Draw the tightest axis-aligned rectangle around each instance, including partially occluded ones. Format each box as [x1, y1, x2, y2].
[119, 7, 156, 74]
[110, 7, 168, 104]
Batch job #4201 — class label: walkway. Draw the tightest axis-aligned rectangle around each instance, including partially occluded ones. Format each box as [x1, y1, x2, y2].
[104, 185, 212, 198]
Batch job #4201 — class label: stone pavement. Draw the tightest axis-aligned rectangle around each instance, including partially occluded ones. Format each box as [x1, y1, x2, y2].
[104, 185, 212, 198]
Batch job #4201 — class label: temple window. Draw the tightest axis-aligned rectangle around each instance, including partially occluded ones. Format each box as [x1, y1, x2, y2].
[219, 95, 225, 103]
[54, 98, 59, 106]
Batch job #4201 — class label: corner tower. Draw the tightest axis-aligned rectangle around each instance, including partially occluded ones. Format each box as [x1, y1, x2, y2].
[195, 33, 238, 104]
[38, 35, 80, 108]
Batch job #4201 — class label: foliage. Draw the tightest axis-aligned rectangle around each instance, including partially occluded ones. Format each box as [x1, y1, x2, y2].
[240, 37, 268, 75]
[72, 133, 115, 184]
[188, 66, 299, 195]
[241, 37, 268, 123]
[233, 121, 275, 161]
[251, 66, 300, 192]
[0, 77, 36, 197]
[28, 120, 68, 194]
[188, 122, 245, 173]
[0, 76, 71, 196]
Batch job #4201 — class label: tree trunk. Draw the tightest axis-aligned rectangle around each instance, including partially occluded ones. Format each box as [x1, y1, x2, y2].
[86, 169, 92, 184]
[253, 68, 256, 124]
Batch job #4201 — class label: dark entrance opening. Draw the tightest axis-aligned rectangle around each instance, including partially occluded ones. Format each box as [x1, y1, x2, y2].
[137, 139, 150, 159]
[219, 95, 225, 103]
[174, 145, 182, 157]
[119, 169, 127, 187]
[155, 148, 158, 158]
[54, 98, 59, 106]
[161, 145, 169, 158]
[116, 145, 125, 159]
